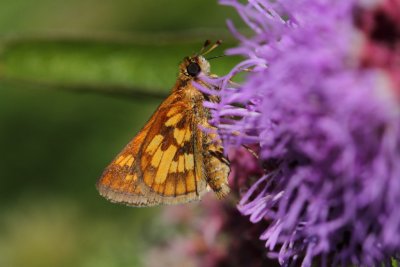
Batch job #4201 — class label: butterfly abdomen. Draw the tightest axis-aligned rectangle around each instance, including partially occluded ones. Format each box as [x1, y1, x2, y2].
[202, 133, 230, 199]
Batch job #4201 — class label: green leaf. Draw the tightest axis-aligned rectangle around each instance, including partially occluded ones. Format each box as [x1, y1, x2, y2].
[0, 37, 242, 99]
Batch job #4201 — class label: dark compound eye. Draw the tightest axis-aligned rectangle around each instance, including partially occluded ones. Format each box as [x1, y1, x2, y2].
[186, 62, 201, 77]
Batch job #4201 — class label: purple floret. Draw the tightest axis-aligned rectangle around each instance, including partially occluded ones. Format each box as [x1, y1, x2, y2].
[198, 0, 400, 266]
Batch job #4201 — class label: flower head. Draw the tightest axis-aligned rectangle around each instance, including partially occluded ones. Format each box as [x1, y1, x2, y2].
[199, 0, 400, 266]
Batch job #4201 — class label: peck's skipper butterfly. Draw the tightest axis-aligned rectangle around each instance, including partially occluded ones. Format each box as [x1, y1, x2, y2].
[96, 41, 230, 206]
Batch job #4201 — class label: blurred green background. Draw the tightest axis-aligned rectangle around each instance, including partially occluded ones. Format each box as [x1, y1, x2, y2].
[0, 1, 242, 267]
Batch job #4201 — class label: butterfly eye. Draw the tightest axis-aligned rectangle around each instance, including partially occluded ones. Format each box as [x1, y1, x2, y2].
[186, 62, 201, 77]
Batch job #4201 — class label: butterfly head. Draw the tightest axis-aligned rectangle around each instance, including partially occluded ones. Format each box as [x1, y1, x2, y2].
[179, 55, 210, 80]
[178, 40, 222, 81]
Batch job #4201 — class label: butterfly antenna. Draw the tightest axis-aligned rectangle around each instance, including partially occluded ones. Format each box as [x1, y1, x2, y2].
[198, 40, 212, 55]
[201, 40, 222, 56]
[206, 54, 225, 61]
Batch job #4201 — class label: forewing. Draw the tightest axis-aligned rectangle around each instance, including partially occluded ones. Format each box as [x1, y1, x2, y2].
[96, 92, 207, 206]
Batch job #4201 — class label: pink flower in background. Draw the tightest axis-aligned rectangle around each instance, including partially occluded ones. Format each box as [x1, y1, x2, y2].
[356, 0, 400, 93]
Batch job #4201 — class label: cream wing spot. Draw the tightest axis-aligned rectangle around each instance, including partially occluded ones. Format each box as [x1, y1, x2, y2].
[126, 157, 134, 167]
[115, 155, 125, 164]
[165, 113, 183, 126]
[169, 160, 178, 173]
[151, 146, 164, 168]
[184, 153, 194, 171]
[155, 145, 178, 184]
[145, 135, 164, 154]
[184, 128, 192, 142]
[173, 128, 186, 144]
[124, 174, 137, 181]
[118, 155, 133, 167]
[177, 155, 185, 173]
[166, 107, 180, 117]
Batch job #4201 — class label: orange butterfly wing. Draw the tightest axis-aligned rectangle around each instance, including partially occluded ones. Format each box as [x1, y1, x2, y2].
[96, 91, 208, 206]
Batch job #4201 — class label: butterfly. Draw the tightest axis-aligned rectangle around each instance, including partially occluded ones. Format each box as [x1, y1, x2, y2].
[96, 40, 230, 207]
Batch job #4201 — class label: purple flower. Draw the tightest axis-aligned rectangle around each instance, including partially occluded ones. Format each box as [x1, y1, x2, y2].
[200, 0, 400, 266]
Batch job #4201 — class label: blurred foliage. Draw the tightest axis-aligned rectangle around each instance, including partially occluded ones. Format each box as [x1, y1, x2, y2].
[0, 39, 241, 98]
[0, 1, 242, 267]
